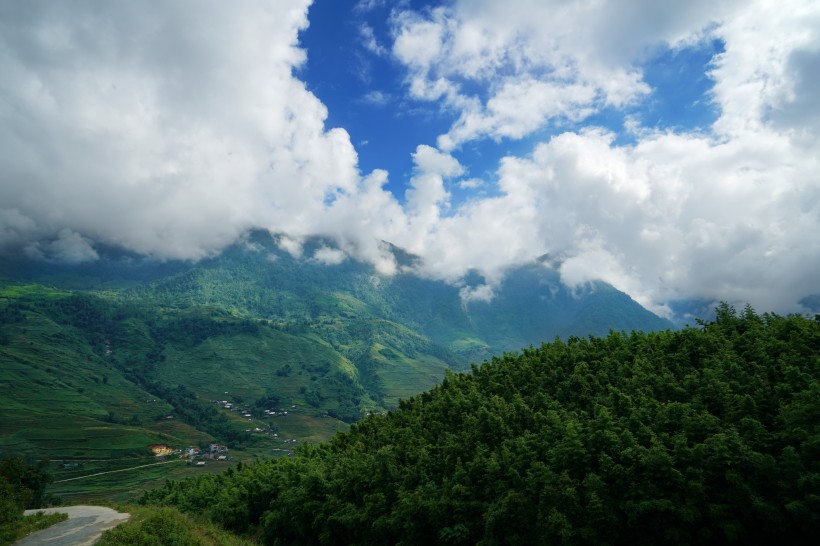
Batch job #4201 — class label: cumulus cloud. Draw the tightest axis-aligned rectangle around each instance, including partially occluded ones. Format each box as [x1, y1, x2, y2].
[388, 0, 820, 151]
[1, 0, 818, 320]
[439, 78, 600, 151]
[390, 0, 685, 149]
[0, 0, 358, 261]
[709, 0, 820, 137]
[382, 0, 820, 315]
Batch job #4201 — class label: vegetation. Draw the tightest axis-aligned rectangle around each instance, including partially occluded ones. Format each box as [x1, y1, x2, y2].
[0, 457, 54, 517]
[139, 306, 819, 544]
[97, 505, 255, 546]
[2, 233, 669, 468]
[0, 511, 67, 546]
[0, 456, 60, 545]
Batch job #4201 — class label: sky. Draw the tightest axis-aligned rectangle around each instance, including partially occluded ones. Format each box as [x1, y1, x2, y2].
[0, 0, 819, 319]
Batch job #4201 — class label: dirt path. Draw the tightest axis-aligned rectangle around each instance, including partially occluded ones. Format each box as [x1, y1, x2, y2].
[53, 459, 185, 483]
[14, 506, 129, 546]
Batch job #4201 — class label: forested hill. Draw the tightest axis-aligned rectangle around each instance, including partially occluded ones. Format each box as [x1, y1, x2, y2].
[139, 306, 820, 545]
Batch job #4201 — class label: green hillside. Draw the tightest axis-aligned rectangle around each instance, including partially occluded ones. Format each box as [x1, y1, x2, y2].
[1, 233, 674, 501]
[0, 286, 177, 458]
[0, 286, 372, 460]
[139, 306, 820, 545]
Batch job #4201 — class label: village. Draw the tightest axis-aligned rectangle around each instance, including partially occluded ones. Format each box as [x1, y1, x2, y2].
[148, 442, 230, 466]
[145, 395, 307, 463]
[213, 396, 305, 455]
[213, 396, 302, 436]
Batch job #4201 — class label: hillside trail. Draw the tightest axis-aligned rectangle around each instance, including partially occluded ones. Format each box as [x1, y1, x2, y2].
[52, 458, 184, 483]
[14, 506, 129, 546]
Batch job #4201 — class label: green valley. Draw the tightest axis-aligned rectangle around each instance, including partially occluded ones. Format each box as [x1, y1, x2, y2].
[2, 242, 817, 544]
[1, 232, 673, 503]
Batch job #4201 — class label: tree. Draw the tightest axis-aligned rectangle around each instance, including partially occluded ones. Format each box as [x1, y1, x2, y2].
[0, 457, 54, 515]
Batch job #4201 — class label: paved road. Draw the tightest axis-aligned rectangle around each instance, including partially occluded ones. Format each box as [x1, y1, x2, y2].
[14, 506, 130, 546]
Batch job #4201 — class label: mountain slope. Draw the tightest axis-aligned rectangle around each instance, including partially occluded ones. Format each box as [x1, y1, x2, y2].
[140, 306, 820, 545]
[117, 232, 672, 354]
[1, 232, 673, 461]
[0, 286, 183, 458]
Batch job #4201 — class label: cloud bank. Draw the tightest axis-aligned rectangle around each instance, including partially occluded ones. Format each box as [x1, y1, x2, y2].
[0, 0, 358, 259]
[1, 0, 818, 319]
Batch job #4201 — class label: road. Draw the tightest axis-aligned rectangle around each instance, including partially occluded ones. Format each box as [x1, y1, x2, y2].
[52, 458, 184, 483]
[14, 506, 130, 546]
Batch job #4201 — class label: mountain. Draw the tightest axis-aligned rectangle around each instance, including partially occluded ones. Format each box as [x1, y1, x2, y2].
[137, 306, 820, 544]
[0, 231, 672, 463]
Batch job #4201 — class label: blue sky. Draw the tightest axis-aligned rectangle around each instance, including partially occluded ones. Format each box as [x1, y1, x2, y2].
[299, 0, 456, 195]
[300, 1, 724, 203]
[0, 0, 818, 319]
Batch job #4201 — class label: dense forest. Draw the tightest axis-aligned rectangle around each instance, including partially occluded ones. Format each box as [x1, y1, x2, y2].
[136, 306, 819, 544]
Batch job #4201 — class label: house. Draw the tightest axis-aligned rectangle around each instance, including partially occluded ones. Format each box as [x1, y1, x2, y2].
[208, 443, 229, 454]
[148, 444, 174, 456]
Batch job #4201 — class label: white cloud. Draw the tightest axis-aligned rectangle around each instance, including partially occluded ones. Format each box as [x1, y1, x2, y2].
[0, 0, 358, 261]
[393, 11, 447, 71]
[389, 0, 820, 151]
[362, 90, 390, 106]
[390, 0, 682, 149]
[488, 127, 820, 317]
[404, 146, 454, 214]
[0, 209, 37, 247]
[312, 246, 347, 265]
[359, 23, 388, 56]
[457, 178, 484, 190]
[25, 229, 99, 264]
[439, 78, 602, 150]
[412, 144, 464, 178]
[355, 0, 386, 13]
[1, 0, 818, 320]
[709, 0, 820, 137]
[277, 235, 304, 259]
[459, 284, 494, 304]
[377, 0, 820, 316]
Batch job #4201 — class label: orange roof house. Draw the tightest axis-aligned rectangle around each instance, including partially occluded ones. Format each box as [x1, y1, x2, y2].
[148, 444, 174, 456]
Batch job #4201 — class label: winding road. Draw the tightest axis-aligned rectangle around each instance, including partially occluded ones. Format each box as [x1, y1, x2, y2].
[14, 506, 130, 546]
